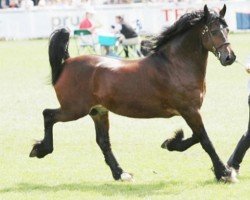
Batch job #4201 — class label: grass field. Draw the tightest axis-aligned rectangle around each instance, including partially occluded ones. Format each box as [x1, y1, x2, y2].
[0, 33, 250, 200]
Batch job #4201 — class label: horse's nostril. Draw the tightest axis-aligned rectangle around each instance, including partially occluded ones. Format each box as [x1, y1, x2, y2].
[226, 55, 231, 61]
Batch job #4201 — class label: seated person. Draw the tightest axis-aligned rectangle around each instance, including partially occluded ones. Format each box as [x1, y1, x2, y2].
[79, 8, 101, 33]
[112, 15, 140, 58]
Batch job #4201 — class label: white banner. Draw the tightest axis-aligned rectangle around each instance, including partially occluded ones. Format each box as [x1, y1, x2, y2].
[0, 1, 249, 39]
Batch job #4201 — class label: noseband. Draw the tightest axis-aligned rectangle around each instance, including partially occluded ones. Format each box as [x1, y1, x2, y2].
[201, 23, 230, 59]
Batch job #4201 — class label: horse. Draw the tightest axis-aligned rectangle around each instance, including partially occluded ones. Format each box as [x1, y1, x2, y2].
[30, 5, 237, 182]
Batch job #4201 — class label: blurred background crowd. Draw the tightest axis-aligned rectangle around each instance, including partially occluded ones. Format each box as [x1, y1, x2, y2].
[0, 0, 232, 9]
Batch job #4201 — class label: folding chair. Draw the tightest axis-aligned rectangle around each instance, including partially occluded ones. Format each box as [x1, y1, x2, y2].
[74, 29, 97, 55]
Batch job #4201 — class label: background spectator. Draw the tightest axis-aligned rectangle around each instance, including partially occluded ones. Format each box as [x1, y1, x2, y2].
[79, 7, 101, 33]
[112, 15, 140, 57]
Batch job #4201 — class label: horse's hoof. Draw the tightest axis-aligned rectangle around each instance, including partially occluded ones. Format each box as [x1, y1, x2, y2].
[227, 165, 240, 176]
[161, 139, 177, 151]
[161, 130, 184, 151]
[161, 140, 169, 149]
[120, 172, 133, 182]
[29, 148, 38, 157]
[221, 168, 239, 183]
[29, 142, 53, 159]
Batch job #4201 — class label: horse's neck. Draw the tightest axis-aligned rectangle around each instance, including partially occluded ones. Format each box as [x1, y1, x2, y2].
[172, 27, 207, 60]
[162, 27, 208, 80]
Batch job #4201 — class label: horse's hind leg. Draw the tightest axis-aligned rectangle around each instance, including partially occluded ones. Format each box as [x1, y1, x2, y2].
[30, 108, 86, 158]
[90, 106, 132, 181]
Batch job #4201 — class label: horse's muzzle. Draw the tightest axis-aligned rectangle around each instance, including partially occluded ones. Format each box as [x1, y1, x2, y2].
[220, 52, 236, 66]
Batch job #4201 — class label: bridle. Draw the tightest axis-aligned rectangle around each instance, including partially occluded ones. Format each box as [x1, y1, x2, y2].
[201, 21, 230, 60]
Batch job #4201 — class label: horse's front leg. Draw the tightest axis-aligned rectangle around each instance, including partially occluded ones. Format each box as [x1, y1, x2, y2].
[161, 129, 199, 152]
[181, 109, 236, 182]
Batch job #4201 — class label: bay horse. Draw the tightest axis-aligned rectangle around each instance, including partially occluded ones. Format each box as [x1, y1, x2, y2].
[30, 5, 237, 182]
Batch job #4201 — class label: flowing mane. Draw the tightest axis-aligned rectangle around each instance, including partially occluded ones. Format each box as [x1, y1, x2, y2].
[152, 9, 226, 52]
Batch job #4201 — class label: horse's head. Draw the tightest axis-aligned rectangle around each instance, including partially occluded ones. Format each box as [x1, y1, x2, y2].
[201, 5, 236, 66]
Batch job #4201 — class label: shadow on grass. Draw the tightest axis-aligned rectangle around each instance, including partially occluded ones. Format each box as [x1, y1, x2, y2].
[0, 180, 185, 197]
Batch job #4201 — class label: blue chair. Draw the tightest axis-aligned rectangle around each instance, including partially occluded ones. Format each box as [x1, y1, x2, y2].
[98, 35, 117, 46]
[98, 35, 119, 57]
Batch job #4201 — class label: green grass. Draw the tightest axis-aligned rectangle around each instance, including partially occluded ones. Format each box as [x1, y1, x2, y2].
[0, 33, 250, 200]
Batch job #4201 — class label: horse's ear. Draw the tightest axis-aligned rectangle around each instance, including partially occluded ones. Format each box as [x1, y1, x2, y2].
[203, 5, 210, 21]
[219, 4, 226, 18]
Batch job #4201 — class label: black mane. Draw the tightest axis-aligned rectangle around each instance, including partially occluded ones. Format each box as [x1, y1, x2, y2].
[152, 9, 226, 52]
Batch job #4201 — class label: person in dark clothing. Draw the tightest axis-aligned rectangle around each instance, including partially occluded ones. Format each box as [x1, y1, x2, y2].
[113, 15, 140, 58]
[228, 64, 250, 174]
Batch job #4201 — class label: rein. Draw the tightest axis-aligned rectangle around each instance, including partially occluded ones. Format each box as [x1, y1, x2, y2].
[201, 22, 230, 60]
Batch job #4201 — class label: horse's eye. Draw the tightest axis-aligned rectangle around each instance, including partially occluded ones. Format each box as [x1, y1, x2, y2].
[211, 30, 219, 36]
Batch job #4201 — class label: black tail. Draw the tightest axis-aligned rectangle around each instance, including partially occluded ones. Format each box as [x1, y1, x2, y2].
[49, 28, 70, 85]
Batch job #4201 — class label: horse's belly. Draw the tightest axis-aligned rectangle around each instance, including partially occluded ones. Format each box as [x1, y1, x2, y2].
[103, 101, 179, 119]
[109, 107, 179, 119]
